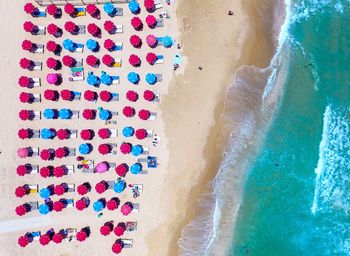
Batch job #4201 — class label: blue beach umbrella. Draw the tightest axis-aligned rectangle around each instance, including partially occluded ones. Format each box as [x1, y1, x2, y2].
[99, 109, 111, 120]
[43, 108, 56, 119]
[145, 73, 157, 85]
[79, 143, 92, 155]
[122, 126, 134, 137]
[127, 72, 140, 84]
[100, 72, 112, 85]
[130, 163, 142, 175]
[86, 39, 98, 52]
[38, 203, 50, 215]
[39, 188, 51, 199]
[132, 145, 143, 156]
[63, 39, 76, 51]
[87, 73, 100, 86]
[59, 108, 72, 120]
[104, 3, 115, 15]
[93, 200, 105, 212]
[113, 180, 126, 193]
[128, 1, 140, 14]
[162, 36, 173, 48]
[41, 128, 54, 139]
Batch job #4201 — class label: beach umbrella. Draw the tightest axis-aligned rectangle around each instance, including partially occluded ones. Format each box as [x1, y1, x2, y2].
[40, 149, 53, 161]
[60, 89, 73, 101]
[86, 4, 99, 17]
[53, 200, 65, 212]
[100, 72, 113, 85]
[64, 3, 75, 16]
[112, 242, 123, 254]
[64, 21, 77, 34]
[130, 163, 142, 174]
[86, 39, 99, 51]
[104, 2, 115, 16]
[46, 4, 58, 16]
[79, 143, 92, 155]
[129, 1, 140, 14]
[146, 34, 157, 47]
[76, 230, 87, 242]
[24, 3, 35, 15]
[40, 166, 52, 177]
[106, 197, 119, 211]
[59, 108, 72, 119]
[98, 128, 111, 139]
[95, 181, 108, 194]
[18, 76, 30, 88]
[98, 144, 111, 155]
[17, 148, 29, 158]
[135, 129, 148, 139]
[144, 0, 155, 11]
[19, 58, 32, 70]
[76, 199, 87, 211]
[63, 39, 76, 52]
[53, 166, 65, 177]
[19, 92, 33, 103]
[87, 73, 99, 86]
[129, 54, 141, 67]
[84, 90, 97, 102]
[131, 17, 143, 30]
[122, 106, 135, 117]
[99, 109, 112, 120]
[120, 143, 132, 154]
[132, 145, 143, 156]
[144, 90, 156, 101]
[18, 236, 29, 248]
[55, 147, 68, 159]
[146, 52, 157, 65]
[41, 128, 55, 139]
[126, 90, 139, 102]
[139, 109, 151, 120]
[100, 90, 112, 102]
[15, 185, 28, 198]
[39, 235, 51, 246]
[19, 110, 32, 121]
[77, 183, 90, 195]
[146, 73, 157, 85]
[46, 73, 58, 85]
[52, 233, 63, 244]
[16, 164, 29, 176]
[43, 108, 56, 119]
[82, 109, 96, 120]
[146, 15, 157, 28]
[23, 21, 37, 33]
[115, 164, 128, 177]
[62, 55, 75, 67]
[86, 55, 99, 68]
[104, 20, 116, 33]
[162, 36, 173, 48]
[18, 128, 32, 139]
[47, 23, 59, 36]
[46, 57, 59, 70]
[80, 129, 94, 140]
[46, 40, 58, 52]
[121, 202, 133, 216]
[93, 200, 105, 212]
[87, 23, 100, 37]
[39, 203, 50, 215]
[127, 72, 140, 84]
[57, 129, 70, 140]
[114, 223, 126, 236]
[130, 35, 142, 48]
[104, 39, 115, 51]
[54, 184, 66, 195]
[113, 180, 126, 193]
[122, 126, 134, 137]
[22, 40, 33, 52]
[102, 54, 114, 67]
[100, 224, 112, 236]
[96, 162, 109, 173]
[15, 205, 27, 216]
[39, 188, 51, 199]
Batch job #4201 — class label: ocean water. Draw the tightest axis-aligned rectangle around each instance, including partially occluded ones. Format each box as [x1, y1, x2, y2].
[231, 1, 350, 256]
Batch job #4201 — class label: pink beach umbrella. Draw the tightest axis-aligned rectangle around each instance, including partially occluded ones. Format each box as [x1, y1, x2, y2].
[64, 3, 76, 17]
[146, 15, 157, 28]
[84, 90, 98, 102]
[55, 147, 68, 159]
[135, 129, 148, 140]
[40, 166, 51, 178]
[52, 233, 63, 244]
[23, 21, 37, 33]
[146, 52, 157, 65]
[19, 92, 34, 103]
[114, 223, 126, 237]
[86, 55, 99, 68]
[15, 204, 28, 216]
[121, 202, 133, 216]
[104, 20, 116, 34]
[17, 148, 29, 158]
[115, 163, 128, 177]
[46, 73, 58, 85]
[130, 35, 142, 48]
[76, 230, 88, 242]
[18, 76, 31, 88]
[98, 144, 111, 155]
[44, 89, 59, 101]
[57, 129, 70, 140]
[16, 164, 31, 176]
[129, 54, 141, 67]
[77, 183, 91, 196]
[64, 21, 77, 34]
[98, 128, 111, 139]
[99, 90, 113, 102]
[120, 143, 132, 154]
[46, 57, 59, 70]
[122, 106, 135, 118]
[19, 110, 34, 121]
[86, 4, 100, 18]
[47, 23, 61, 37]
[24, 3, 36, 15]
[146, 34, 157, 47]
[80, 129, 94, 140]
[87, 23, 101, 37]
[62, 55, 76, 67]
[126, 90, 139, 102]
[76, 198, 89, 211]
[104, 39, 115, 51]
[131, 17, 143, 30]
[112, 242, 123, 254]
[60, 89, 74, 101]
[54, 184, 66, 196]
[39, 235, 51, 246]
[100, 224, 113, 236]
[95, 181, 108, 194]
[46, 40, 59, 53]
[22, 40, 33, 52]
[139, 109, 151, 120]
[18, 235, 30, 247]
[53, 200, 65, 212]
[102, 54, 114, 67]
[46, 4, 59, 17]
[53, 166, 65, 177]
[96, 162, 109, 173]
[144, 90, 156, 101]
[144, 0, 155, 12]
[106, 197, 119, 211]
[40, 149, 53, 161]
[18, 128, 33, 139]
[15, 185, 28, 198]
[19, 58, 33, 70]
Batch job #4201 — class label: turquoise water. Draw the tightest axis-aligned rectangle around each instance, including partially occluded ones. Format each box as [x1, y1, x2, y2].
[231, 1, 350, 255]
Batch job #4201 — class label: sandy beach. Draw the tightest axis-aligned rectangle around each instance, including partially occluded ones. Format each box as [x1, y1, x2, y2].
[0, 0, 277, 255]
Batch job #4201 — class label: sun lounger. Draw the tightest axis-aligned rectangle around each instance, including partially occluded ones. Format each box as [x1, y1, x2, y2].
[121, 239, 133, 248]
[132, 204, 139, 213]
[67, 183, 75, 192]
[33, 111, 41, 120]
[116, 25, 123, 33]
[68, 148, 76, 157]
[66, 228, 77, 240]
[29, 231, 41, 241]
[37, 8, 46, 17]
[37, 26, 46, 35]
[155, 0, 163, 9]
[146, 130, 153, 137]
[155, 74, 162, 82]
[112, 76, 120, 84]
[28, 201, 38, 210]
[126, 222, 137, 231]
[155, 55, 164, 64]
[32, 62, 42, 71]
[75, 44, 84, 53]
[66, 199, 74, 208]
[156, 19, 164, 27]
[115, 42, 123, 51]
[32, 130, 40, 138]
[77, 25, 86, 35]
[142, 147, 149, 155]
[73, 92, 81, 100]
[70, 129, 78, 138]
[107, 181, 115, 189]
[33, 44, 44, 53]
[75, 59, 83, 67]
[31, 165, 39, 174]
[69, 67, 84, 81]
[76, 7, 86, 17]
[28, 184, 38, 193]
[33, 94, 41, 103]
[66, 165, 75, 174]
[116, 7, 123, 16]
[31, 147, 39, 156]
[149, 112, 157, 120]
[113, 59, 122, 67]
[32, 78, 41, 87]
[109, 129, 118, 137]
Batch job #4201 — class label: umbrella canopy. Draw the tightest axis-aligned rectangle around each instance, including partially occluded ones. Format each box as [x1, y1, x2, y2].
[18, 235, 29, 247]
[100, 90, 112, 102]
[132, 145, 143, 156]
[46, 40, 58, 52]
[122, 126, 134, 137]
[15, 204, 27, 216]
[46, 73, 58, 85]
[144, 0, 155, 11]
[106, 197, 119, 210]
[146, 34, 157, 47]
[87, 73, 99, 85]
[95, 181, 108, 194]
[98, 144, 111, 155]
[104, 39, 115, 51]
[46, 57, 58, 69]
[100, 224, 112, 236]
[59, 108, 72, 119]
[129, 54, 141, 67]
[77, 183, 90, 195]
[64, 3, 75, 15]
[80, 129, 94, 140]
[162, 36, 174, 48]
[122, 106, 135, 117]
[146, 73, 157, 85]
[82, 109, 96, 119]
[57, 129, 70, 140]
[41, 128, 55, 139]
[146, 15, 157, 28]
[112, 242, 123, 254]
[40, 166, 52, 177]
[39, 234, 51, 246]
[86, 4, 99, 16]
[53, 200, 65, 212]
[99, 109, 112, 120]
[39, 203, 50, 214]
[87, 23, 100, 37]
[120, 143, 132, 154]
[15, 185, 28, 197]
[126, 90, 139, 102]
[113, 180, 126, 193]
[60, 89, 73, 101]
[18, 128, 32, 139]
[86, 39, 98, 51]
[52, 233, 63, 244]
[139, 109, 151, 120]
[55, 147, 68, 159]
[63, 39, 76, 51]
[62, 55, 75, 67]
[64, 21, 77, 33]
[131, 17, 143, 30]
[54, 184, 66, 195]
[19, 58, 32, 69]
[130, 35, 142, 47]
[17, 148, 29, 158]
[19, 92, 33, 103]
[16, 164, 29, 176]
[100, 72, 112, 85]
[135, 129, 148, 139]
[104, 20, 116, 33]
[114, 223, 126, 236]
[76, 230, 87, 242]
[146, 52, 157, 65]
[144, 90, 156, 101]
[18, 76, 30, 88]
[96, 162, 109, 173]
[39, 187, 51, 198]
[79, 143, 92, 154]
[23, 21, 37, 33]
[84, 90, 97, 101]
[115, 163, 128, 177]
[121, 202, 133, 216]
[97, 128, 110, 139]
[103, 2, 115, 15]
[86, 55, 99, 67]
[127, 72, 140, 84]
[53, 166, 65, 177]
[93, 199, 105, 212]
[47, 4, 58, 16]
[76, 198, 87, 211]
[22, 40, 33, 51]
[24, 3, 36, 14]
[102, 54, 114, 67]
[47, 23, 59, 35]
[129, 1, 140, 14]
[130, 163, 142, 174]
